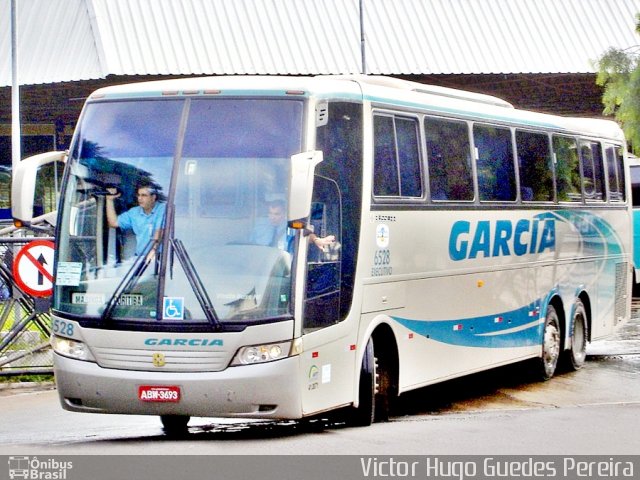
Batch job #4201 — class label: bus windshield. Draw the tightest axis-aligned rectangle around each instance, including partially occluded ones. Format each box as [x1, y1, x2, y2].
[54, 97, 304, 327]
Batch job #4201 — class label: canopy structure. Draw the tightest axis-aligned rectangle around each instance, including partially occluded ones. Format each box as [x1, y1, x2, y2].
[1, 0, 640, 163]
[2, 0, 639, 86]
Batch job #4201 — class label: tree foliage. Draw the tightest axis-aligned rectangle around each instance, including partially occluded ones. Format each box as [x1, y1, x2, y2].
[595, 14, 640, 154]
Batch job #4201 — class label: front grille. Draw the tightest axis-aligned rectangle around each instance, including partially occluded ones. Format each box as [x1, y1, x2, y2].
[92, 346, 230, 372]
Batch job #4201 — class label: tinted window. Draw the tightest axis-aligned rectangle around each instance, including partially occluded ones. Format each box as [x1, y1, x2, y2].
[553, 136, 581, 202]
[184, 99, 303, 158]
[474, 124, 516, 201]
[310, 102, 363, 326]
[580, 140, 605, 201]
[605, 145, 626, 202]
[516, 130, 554, 202]
[373, 115, 422, 198]
[79, 100, 184, 158]
[425, 117, 473, 201]
[396, 118, 422, 197]
[373, 115, 399, 196]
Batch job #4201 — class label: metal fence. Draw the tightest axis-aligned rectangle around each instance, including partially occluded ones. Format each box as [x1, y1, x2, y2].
[0, 223, 54, 377]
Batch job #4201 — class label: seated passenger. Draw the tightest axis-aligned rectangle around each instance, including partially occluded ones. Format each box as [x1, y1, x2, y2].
[251, 200, 335, 251]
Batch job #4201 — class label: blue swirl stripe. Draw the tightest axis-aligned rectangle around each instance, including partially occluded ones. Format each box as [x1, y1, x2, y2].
[392, 300, 544, 349]
[391, 211, 624, 350]
[542, 210, 622, 256]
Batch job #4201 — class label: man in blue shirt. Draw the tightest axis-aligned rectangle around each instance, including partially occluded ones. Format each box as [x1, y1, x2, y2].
[106, 184, 166, 258]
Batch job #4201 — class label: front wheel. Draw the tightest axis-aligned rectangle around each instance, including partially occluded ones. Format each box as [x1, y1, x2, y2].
[562, 299, 588, 371]
[350, 338, 376, 426]
[537, 304, 561, 381]
[160, 415, 190, 436]
[348, 336, 394, 427]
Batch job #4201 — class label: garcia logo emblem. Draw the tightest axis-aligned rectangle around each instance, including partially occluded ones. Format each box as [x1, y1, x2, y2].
[376, 224, 390, 249]
[152, 352, 166, 367]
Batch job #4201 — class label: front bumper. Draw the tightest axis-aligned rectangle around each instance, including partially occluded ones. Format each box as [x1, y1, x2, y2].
[54, 352, 303, 419]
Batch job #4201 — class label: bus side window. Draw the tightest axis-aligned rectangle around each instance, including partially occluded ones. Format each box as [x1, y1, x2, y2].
[553, 135, 582, 202]
[474, 124, 516, 202]
[310, 101, 362, 329]
[605, 145, 626, 202]
[373, 115, 400, 196]
[516, 130, 554, 202]
[303, 176, 341, 331]
[373, 114, 422, 199]
[580, 140, 605, 201]
[425, 117, 473, 201]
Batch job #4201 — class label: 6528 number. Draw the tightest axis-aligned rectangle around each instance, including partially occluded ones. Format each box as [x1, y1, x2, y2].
[374, 249, 391, 266]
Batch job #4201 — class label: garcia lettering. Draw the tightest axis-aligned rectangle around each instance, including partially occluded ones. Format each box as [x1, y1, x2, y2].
[144, 338, 224, 347]
[449, 218, 555, 261]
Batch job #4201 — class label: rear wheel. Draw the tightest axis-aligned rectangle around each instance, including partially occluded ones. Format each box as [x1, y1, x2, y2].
[537, 304, 561, 380]
[160, 415, 190, 436]
[562, 299, 588, 371]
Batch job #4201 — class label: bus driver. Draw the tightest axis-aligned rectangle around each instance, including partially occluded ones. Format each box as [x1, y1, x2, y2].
[106, 184, 166, 259]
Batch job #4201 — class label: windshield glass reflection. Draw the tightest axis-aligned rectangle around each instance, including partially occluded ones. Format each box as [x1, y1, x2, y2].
[54, 97, 303, 326]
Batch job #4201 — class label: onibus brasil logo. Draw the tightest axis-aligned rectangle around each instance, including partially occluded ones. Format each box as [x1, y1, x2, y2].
[8, 456, 73, 479]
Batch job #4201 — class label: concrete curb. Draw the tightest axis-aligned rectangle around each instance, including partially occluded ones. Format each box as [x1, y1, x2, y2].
[0, 381, 55, 394]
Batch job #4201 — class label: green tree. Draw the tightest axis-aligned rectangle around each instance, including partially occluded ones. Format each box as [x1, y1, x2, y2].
[595, 14, 640, 154]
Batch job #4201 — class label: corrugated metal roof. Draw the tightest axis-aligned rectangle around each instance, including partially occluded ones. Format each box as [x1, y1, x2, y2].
[0, 0, 104, 86]
[90, 0, 361, 76]
[364, 0, 640, 75]
[1, 0, 640, 86]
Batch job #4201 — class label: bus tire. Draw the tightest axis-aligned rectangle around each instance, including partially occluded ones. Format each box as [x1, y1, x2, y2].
[160, 415, 190, 436]
[562, 299, 588, 371]
[351, 337, 376, 426]
[537, 304, 561, 381]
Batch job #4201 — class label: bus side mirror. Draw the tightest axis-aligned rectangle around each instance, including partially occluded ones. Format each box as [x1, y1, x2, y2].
[288, 150, 323, 223]
[12, 151, 66, 227]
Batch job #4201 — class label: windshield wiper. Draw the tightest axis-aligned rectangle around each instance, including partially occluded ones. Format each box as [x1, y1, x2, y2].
[100, 239, 156, 322]
[170, 238, 221, 330]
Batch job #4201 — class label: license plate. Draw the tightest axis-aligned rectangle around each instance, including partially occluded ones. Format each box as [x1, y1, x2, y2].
[138, 385, 181, 403]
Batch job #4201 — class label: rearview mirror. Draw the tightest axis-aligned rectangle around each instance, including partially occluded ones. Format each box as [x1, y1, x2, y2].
[288, 150, 323, 222]
[12, 151, 67, 227]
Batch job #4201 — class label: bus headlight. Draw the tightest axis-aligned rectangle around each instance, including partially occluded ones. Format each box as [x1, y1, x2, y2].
[231, 341, 293, 365]
[51, 335, 95, 362]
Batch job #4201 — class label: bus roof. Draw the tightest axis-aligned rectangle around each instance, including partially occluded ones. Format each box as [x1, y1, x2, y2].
[88, 75, 625, 142]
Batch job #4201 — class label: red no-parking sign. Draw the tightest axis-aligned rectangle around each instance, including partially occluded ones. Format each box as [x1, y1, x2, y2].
[12, 240, 55, 297]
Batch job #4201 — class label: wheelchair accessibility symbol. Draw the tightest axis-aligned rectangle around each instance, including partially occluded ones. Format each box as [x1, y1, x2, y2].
[163, 297, 185, 320]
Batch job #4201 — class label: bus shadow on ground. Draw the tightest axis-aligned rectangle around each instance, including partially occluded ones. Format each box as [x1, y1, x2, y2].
[390, 359, 552, 417]
[95, 337, 640, 445]
[95, 359, 565, 443]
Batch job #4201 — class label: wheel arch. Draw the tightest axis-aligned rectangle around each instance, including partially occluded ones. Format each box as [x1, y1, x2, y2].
[576, 291, 592, 343]
[354, 319, 400, 406]
[370, 322, 400, 395]
[548, 294, 566, 350]
[349, 319, 401, 424]
[549, 290, 592, 350]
